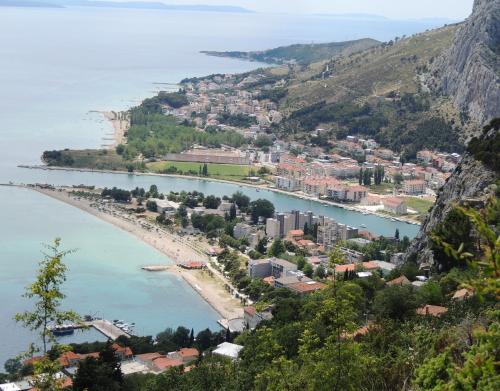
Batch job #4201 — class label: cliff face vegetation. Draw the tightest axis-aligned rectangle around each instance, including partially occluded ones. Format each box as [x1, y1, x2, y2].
[427, 0, 500, 128]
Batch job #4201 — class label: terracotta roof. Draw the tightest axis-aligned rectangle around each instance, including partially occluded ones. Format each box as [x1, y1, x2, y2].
[382, 197, 405, 208]
[153, 357, 183, 371]
[244, 306, 257, 316]
[288, 281, 326, 294]
[288, 229, 304, 236]
[362, 261, 379, 270]
[386, 275, 411, 286]
[452, 288, 473, 300]
[335, 263, 356, 273]
[136, 352, 163, 362]
[178, 348, 199, 358]
[416, 305, 448, 316]
[112, 343, 133, 357]
[263, 276, 275, 285]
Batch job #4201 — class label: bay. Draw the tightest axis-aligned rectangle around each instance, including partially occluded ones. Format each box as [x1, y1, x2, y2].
[0, 6, 435, 365]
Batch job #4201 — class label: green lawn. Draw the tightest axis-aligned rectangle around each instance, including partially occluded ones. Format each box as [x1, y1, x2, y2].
[368, 183, 395, 195]
[404, 197, 435, 215]
[147, 160, 253, 180]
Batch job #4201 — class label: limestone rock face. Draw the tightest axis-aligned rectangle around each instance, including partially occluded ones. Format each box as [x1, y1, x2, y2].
[428, 0, 500, 127]
[404, 153, 496, 265]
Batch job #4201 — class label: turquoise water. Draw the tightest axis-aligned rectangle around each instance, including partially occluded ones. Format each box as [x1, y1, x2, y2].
[0, 186, 220, 364]
[0, 7, 436, 365]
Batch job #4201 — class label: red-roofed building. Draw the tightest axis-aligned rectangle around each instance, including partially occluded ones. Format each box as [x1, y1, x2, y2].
[112, 343, 133, 360]
[404, 179, 426, 195]
[152, 357, 183, 372]
[288, 281, 327, 296]
[287, 229, 304, 241]
[180, 261, 205, 270]
[382, 197, 407, 215]
[168, 348, 199, 364]
[416, 305, 448, 317]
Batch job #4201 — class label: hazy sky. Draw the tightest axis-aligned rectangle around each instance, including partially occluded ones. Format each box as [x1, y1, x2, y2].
[117, 0, 475, 20]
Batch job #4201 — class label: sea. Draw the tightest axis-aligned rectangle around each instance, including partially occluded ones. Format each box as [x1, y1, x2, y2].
[0, 6, 447, 365]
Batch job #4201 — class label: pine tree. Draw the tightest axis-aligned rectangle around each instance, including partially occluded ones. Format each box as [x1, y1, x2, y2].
[189, 328, 195, 347]
[359, 169, 363, 185]
[229, 203, 237, 220]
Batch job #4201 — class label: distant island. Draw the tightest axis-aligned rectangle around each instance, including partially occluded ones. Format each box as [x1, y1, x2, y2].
[0, 0, 255, 13]
[201, 38, 381, 65]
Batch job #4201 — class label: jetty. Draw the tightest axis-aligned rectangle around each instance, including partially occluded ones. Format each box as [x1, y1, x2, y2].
[84, 319, 131, 339]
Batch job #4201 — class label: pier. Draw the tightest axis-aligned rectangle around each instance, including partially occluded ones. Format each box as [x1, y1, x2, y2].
[84, 319, 131, 340]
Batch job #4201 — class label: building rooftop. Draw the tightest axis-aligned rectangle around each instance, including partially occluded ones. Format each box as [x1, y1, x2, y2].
[416, 305, 448, 317]
[213, 342, 243, 360]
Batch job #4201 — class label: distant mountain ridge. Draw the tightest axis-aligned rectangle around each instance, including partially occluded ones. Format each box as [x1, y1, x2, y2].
[0, 0, 254, 13]
[201, 38, 381, 65]
[0, 0, 62, 7]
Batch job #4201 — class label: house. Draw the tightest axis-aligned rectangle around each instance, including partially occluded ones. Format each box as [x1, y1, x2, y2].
[248, 259, 272, 278]
[243, 306, 273, 330]
[151, 357, 183, 373]
[416, 305, 448, 317]
[386, 275, 411, 286]
[287, 280, 327, 296]
[287, 229, 304, 241]
[382, 197, 407, 215]
[403, 179, 426, 195]
[179, 261, 205, 270]
[167, 348, 199, 364]
[150, 199, 180, 215]
[213, 342, 243, 360]
[112, 343, 133, 360]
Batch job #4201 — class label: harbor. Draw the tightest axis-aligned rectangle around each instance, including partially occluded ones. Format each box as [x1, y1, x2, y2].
[50, 318, 135, 341]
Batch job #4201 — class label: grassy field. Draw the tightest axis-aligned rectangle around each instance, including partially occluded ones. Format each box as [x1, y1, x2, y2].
[404, 197, 435, 215]
[147, 160, 252, 181]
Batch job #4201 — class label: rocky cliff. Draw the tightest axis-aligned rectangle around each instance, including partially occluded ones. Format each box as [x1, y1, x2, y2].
[428, 0, 500, 127]
[404, 152, 497, 266]
[406, 0, 500, 266]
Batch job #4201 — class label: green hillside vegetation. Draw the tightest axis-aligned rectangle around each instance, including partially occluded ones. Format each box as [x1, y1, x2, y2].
[226, 24, 466, 157]
[202, 38, 381, 65]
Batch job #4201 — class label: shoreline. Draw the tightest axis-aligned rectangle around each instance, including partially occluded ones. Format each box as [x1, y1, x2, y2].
[18, 164, 422, 226]
[29, 185, 243, 320]
[101, 111, 129, 148]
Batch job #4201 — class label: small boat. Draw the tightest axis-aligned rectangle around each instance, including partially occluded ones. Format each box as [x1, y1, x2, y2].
[360, 224, 367, 228]
[391, 218, 397, 222]
[51, 324, 75, 336]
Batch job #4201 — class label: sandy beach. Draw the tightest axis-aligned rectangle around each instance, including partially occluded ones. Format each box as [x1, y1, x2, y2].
[32, 186, 243, 320]
[18, 165, 422, 226]
[102, 111, 129, 148]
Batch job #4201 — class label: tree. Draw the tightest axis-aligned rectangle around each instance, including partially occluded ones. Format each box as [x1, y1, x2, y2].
[358, 168, 363, 185]
[189, 329, 195, 347]
[314, 265, 326, 279]
[268, 239, 285, 257]
[232, 191, 250, 210]
[229, 203, 237, 220]
[4, 358, 21, 377]
[15, 239, 80, 355]
[303, 263, 313, 278]
[146, 200, 157, 212]
[73, 341, 123, 391]
[203, 195, 221, 209]
[395, 228, 400, 240]
[148, 184, 159, 198]
[303, 222, 309, 235]
[373, 285, 417, 320]
[256, 237, 268, 254]
[202, 163, 209, 176]
[250, 199, 275, 223]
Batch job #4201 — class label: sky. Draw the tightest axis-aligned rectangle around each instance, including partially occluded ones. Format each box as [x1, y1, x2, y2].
[116, 0, 475, 20]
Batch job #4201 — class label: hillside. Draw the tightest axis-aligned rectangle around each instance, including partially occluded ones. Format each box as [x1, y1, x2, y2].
[201, 38, 380, 65]
[234, 24, 466, 156]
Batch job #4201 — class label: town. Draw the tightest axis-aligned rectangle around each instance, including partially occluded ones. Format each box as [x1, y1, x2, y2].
[143, 71, 462, 223]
